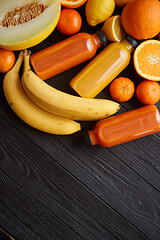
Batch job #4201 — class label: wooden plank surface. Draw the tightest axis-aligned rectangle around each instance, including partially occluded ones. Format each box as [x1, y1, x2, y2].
[0, 4, 160, 240]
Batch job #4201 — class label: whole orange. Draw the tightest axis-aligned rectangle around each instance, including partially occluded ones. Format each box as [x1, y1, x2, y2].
[0, 49, 16, 73]
[109, 77, 135, 102]
[57, 8, 82, 36]
[121, 0, 160, 40]
[136, 80, 160, 105]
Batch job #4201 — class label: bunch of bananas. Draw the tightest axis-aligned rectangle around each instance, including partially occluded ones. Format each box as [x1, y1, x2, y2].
[3, 50, 120, 135]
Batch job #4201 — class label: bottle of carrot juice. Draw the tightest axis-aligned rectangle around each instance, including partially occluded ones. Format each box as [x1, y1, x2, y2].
[30, 31, 108, 80]
[84, 105, 160, 148]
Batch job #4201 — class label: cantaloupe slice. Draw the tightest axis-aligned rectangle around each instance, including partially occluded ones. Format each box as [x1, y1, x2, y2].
[0, 0, 61, 50]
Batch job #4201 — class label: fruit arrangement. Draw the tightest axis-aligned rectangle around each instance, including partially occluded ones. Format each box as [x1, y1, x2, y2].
[1, 0, 160, 147]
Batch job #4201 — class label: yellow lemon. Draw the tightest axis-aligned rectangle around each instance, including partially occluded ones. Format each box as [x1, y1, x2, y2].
[102, 15, 126, 42]
[85, 0, 115, 26]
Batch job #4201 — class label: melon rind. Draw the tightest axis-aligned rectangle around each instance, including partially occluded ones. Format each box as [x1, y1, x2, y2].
[0, 0, 61, 50]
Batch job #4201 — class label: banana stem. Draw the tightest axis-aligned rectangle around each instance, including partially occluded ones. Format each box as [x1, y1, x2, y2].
[22, 49, 31, 72]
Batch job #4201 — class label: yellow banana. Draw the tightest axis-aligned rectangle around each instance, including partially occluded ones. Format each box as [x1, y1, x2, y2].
[3, 51, 81, 135]
[21, 52, 120, 121]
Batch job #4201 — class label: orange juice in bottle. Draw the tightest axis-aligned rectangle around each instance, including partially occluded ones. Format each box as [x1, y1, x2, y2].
[84, 105, 160, 148]
[70, 36, 137, 98]
[30, 31, 108, 80]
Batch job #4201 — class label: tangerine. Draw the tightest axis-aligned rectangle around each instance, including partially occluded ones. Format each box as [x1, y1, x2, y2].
[115, 0, 131, 8]
[121, 0, 160, 40]
[0, 49, 16, 73]
[57, 8, 82, 36]
[136, 80, 160, 105]
[109, 77, 135, 102]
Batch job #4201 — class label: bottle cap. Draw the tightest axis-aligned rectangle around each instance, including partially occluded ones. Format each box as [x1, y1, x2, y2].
[126, 35, 138, 48]
[97, 30, 108, 47]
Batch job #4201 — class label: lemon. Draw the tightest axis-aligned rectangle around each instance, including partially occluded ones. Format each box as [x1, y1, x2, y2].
[85, 0, 115, 26]
[102, 15, 126, 42]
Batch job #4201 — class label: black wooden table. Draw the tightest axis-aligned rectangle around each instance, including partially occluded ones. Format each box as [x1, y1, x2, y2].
[0, 5, 160, 240]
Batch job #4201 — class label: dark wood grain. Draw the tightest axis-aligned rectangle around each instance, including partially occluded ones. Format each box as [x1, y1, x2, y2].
[1, 172, 84, 240]
[1, 102, 160, 240]
[0, 229, 13, 240]
[0, 115, 150, 240]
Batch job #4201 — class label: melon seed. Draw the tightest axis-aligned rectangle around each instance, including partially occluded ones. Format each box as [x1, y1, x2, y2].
[0, 2, 48, 27]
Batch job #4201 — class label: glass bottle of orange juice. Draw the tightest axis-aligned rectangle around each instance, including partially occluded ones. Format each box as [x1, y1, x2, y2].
[70, 36, 137, 98]
[30, 31, 108, 80]
[84, 105, 160, 148]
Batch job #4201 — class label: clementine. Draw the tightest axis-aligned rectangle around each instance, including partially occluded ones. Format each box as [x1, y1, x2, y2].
[0, 49, 16, 73]
[109, 77, 135, 102]
[115, 0, 131, 8]
[133, 40, 160, 81]
[60, 0, 88, 8]
[121, 0, 160, 40]
[57, 8, 82, 36]
[136, 80, 160, 105]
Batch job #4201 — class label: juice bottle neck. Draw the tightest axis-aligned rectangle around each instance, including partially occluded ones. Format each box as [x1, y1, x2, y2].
[120, 39, 134, 53]
[121, 36, 138, 53]
[92, 30, 108, 49]
[85, 130, 98, 146]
